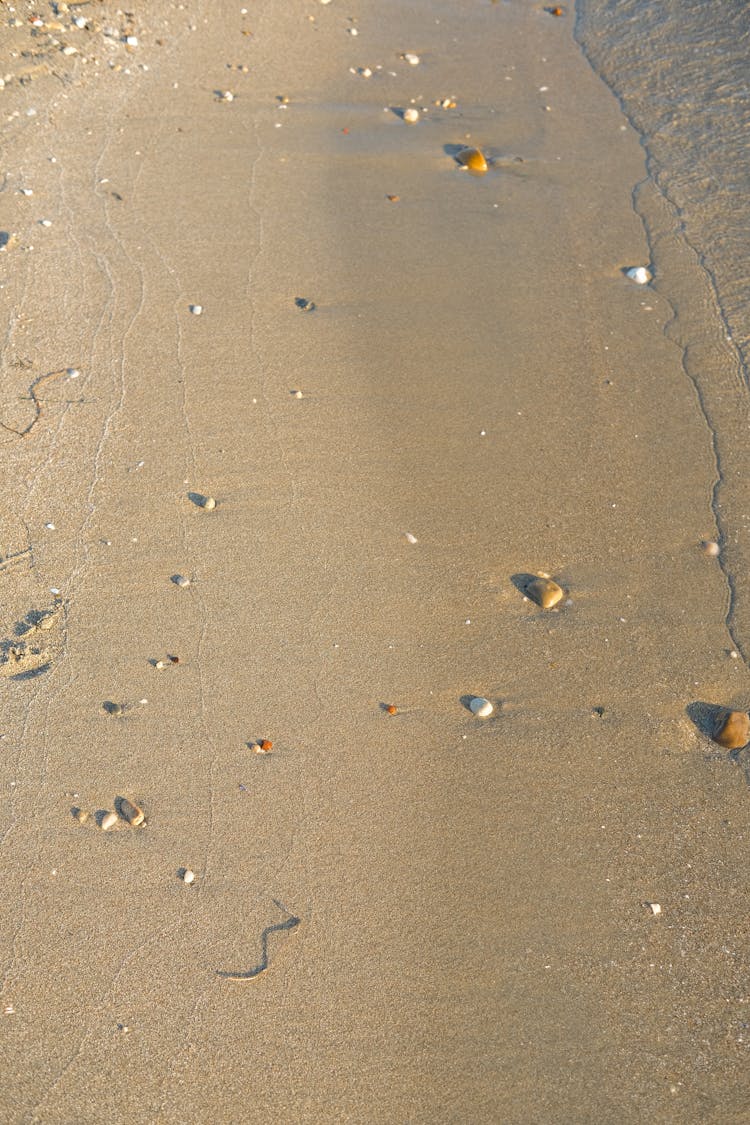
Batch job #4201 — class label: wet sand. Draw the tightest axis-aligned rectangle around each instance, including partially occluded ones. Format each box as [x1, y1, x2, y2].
[1, 1, 750, 1121]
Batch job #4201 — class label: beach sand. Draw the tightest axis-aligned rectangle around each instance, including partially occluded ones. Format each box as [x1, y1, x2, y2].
[1, 1, 749, 1121]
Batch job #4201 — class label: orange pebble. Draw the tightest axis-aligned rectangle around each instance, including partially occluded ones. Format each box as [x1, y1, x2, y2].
[259, 739, 273, 752]
[386, 705, 398, 715]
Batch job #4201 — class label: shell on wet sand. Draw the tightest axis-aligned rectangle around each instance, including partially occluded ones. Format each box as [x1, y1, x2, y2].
[457, 147, 488, 174]
[469, 696, 493, 718]
[713, 709, 750, 750]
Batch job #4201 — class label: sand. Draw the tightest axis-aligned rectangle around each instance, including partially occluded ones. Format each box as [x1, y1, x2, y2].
[1, 1, 749, 1121]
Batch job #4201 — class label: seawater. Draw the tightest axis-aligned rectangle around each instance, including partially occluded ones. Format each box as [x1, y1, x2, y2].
[576, 0, 750, 660]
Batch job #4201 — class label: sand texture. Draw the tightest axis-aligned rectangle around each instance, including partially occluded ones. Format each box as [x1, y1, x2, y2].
[1, 1, 750, 1121]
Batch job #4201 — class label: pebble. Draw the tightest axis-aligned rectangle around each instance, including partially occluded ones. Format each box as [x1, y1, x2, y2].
[626, 266, 651, 285]
[713, 709, 750, 750]
[386, 704, 398, 715]
[189, 304, 203, 315]
[104, 702, 124, 717]
[19, 188, 33, 196]
[125, 36, 138, 47]
[701, 539, 720, 557]
[645, 902, 661, 916]
[117, 797, 145, 826]
[100, 811, 118, 832]
[72, 807, 89, 824]
[202, 496, 217, 510]
[469, 696, 493, 718]
[181, 868, 196, 885]
[295, 297, 316, 311]
[172, 574, 191, 588]
[251, 738, 274, 754]
[403, 108, 420, 124]
[457, 146, 488, 174]
[218, 90, 234, 102]
[402, 52, 420, 65]
[39, 219, 53, 228]
[525, 576, 564, 609]
[404, 532, 418, 544]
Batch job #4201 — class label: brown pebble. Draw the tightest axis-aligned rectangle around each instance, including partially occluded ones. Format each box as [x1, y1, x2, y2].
[386, 705, 398, 715]
[71, 807, 89, 824]
[456, 147, 488, 174]
[117, 797, 145, 826]
[525, 576, 564, 609]
[386, 194, 400, 202]
[259, 739, 273, 752]
[713, 709, 750, 750]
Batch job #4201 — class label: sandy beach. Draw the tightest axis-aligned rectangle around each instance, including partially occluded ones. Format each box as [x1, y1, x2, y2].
[1, 0, 750, 1121]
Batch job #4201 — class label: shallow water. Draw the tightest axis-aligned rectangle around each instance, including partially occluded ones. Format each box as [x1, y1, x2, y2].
[577, 0, 750, 662]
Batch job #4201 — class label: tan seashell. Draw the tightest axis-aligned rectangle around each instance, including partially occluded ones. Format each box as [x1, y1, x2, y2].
[116, 797, 145, 826]
[100, 811, 118, 831]
[457, 147, 488, 174]
[525, 576, 564, 609]
[713, 709, 750, 750]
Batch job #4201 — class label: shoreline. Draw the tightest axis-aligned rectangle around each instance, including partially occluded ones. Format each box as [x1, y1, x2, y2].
[1, 2, 749, 1120]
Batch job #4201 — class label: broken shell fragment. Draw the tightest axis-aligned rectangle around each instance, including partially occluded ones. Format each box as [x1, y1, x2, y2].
[645, 902, 661, 916]
[713, 709, 750, 750]
[625, 266, 651, 285]
[457, 146, 488, 174]
[469, 696, 493, 718]
[525, 576, 564, 609]
[100, 811, 118, 832]
[116, 797, 145, 826]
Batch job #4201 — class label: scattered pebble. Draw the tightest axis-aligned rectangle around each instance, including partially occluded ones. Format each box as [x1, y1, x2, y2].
[19, 188, 33, 197]
[469, 696, 493, 718]
[67, 368, 81, 378]
[39, 219, 53, 228]
[525, 576, 564, 609]
[404, 531, 418, 544]
[72, 807, 89, 824]
[456, 146, 488, 175]
[713, 709, 750, 750]
[117, 797, 145, 826]
[386, 194, 400, 202]
[626, 266, 651, 285]
[189, 304, 203, 315]
[645, 902, 661, 916]
[202, 496, 217, 510]
[701, 539, 720, 557]
[348, 27, 359, 36]
[295, 297, 316, 311]
[103, 702, 125, 717]
[181, 868, 196, 884]
[218, 90, 234, 102]
[125, 35, 138, 47]
[402, 52, 420, 65]
[172, 574, 191, 588]
[251, 738, 274, 754]
[386, 704, 398, 715]
[100, 811, 118, 832]
[403, 107, 420, 124]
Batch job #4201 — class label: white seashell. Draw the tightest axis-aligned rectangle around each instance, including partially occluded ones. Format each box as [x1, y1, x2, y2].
[403, 52, 420, 65]
[202, 496, 216, 510]
[469, 696, 493, 718]
[626, 266, 651, 285]
[100, 811, 118, 831]
[182, 868, 196, 884]
[67, 367, 80, 378]
[403, 107, 420, 124]
[189, 304, 202, 315]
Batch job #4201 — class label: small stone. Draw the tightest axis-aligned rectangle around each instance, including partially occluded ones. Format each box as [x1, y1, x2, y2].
[117, 797, 145, 826]
[404, 532, 418, 544]
[456, 146, 488, 175]
[701, 539, 720, 557]
[155, 660, 168, 670]
[525, 576, 564, 609]
[713, 709, 750, 750]
[403, 107, 420, 124]
[386, 704, 398, 715]
[104, 702, 124, 717]
[469, 696, 493, 718]
[645, 902, 661, 916]
[218, 90, 234, 102]
[402, 52, 420, 65]
[295, 297, 316, 311]
[71, 807, 89, 824]
[172, 574, 191, 588]
[19, 188, 33, 196]
[202, 496, 216, 510]
[100, 811, 118, 831]
[386, 194, 400, 202]
[181, 868, 196, 884]
[626, 266, 651, 285]
[40, 219, 53, 228]
[125, 35, 138, 47]
[189, 304, 203, 315]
